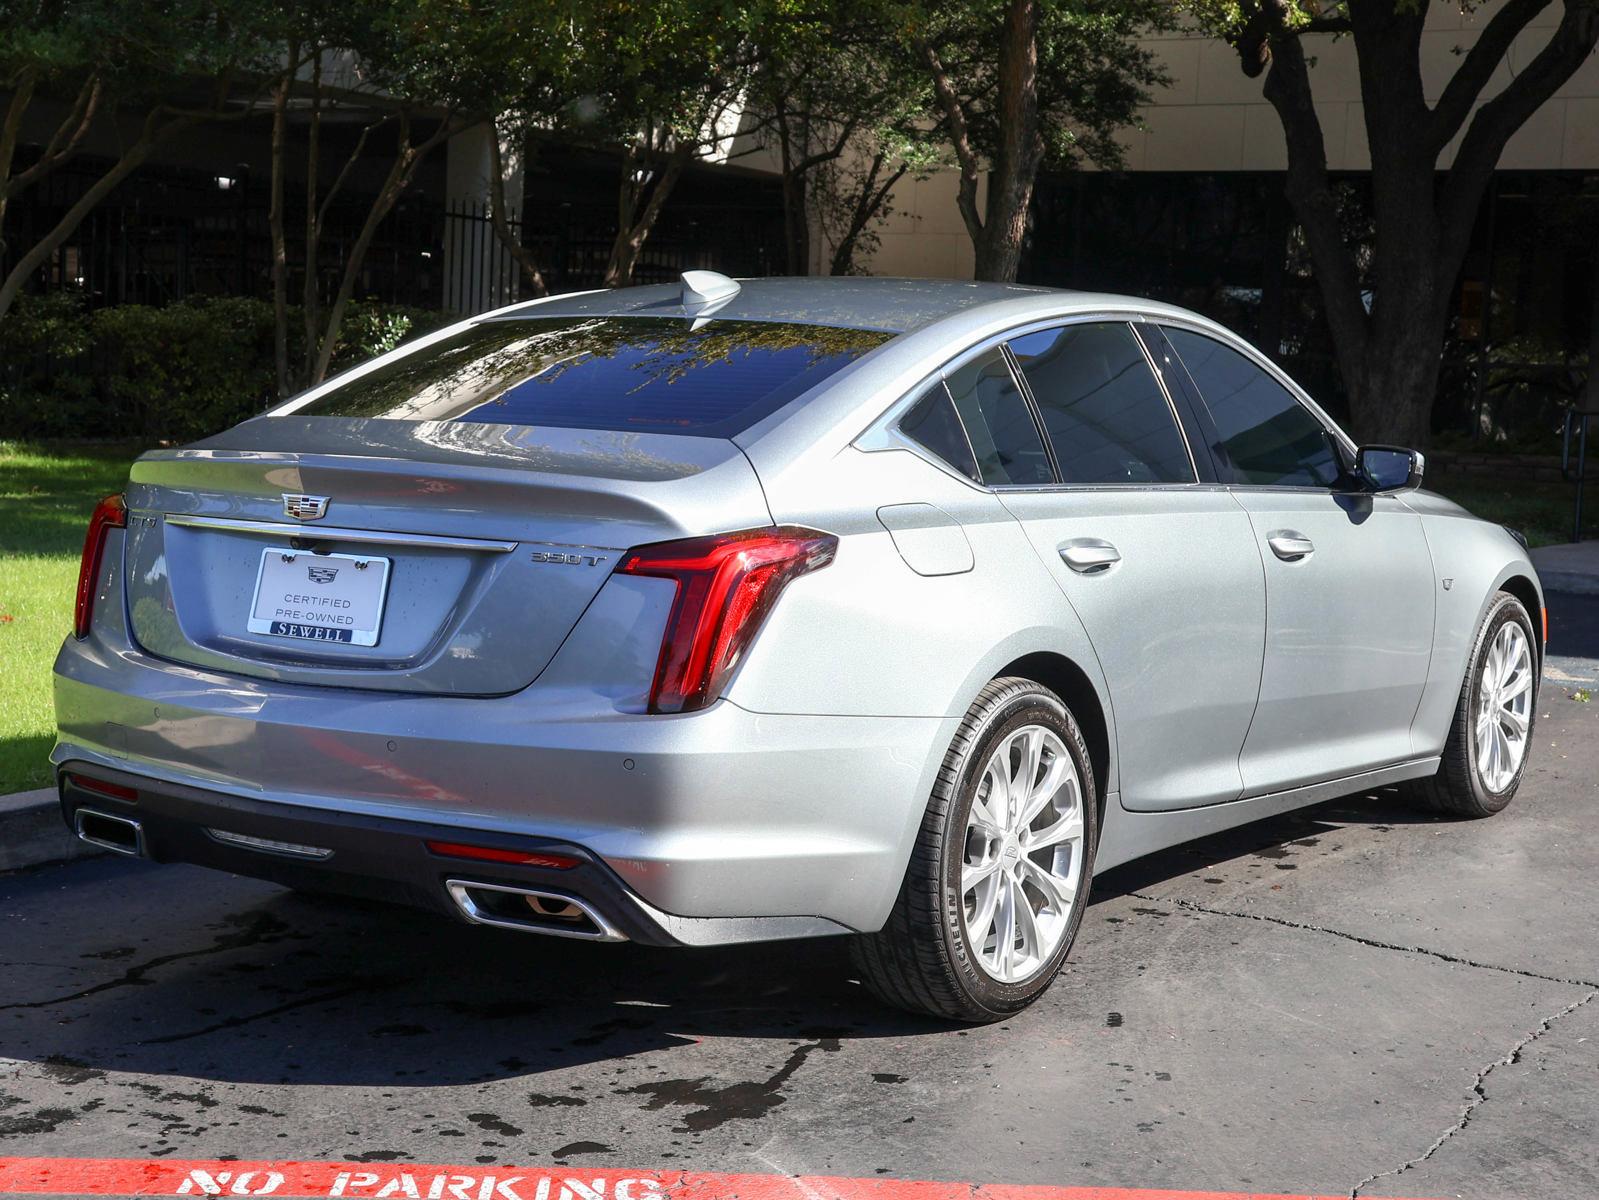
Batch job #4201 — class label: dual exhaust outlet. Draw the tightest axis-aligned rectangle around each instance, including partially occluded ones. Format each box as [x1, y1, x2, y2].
[69, 807, 624, 942]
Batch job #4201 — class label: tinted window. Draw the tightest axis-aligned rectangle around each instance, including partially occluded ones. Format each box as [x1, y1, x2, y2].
[942, 349, 1053, 486]
[1008, 323, 1193, 484]
[900, 382, 981, 483]
[288, 317, 893, 438]
[1164, 328, 1340, 487]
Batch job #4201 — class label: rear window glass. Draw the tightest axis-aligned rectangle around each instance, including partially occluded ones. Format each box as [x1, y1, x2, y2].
[286, 317, 894, 438]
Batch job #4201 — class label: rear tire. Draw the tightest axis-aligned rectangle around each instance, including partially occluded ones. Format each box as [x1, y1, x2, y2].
[1405, 591, 1537, 818]
[851, 677, 1097, 1022]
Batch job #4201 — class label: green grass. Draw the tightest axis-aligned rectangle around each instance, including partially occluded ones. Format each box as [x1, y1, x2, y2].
[1426, 475, 1598, 548]
[0, 441, 146, 794]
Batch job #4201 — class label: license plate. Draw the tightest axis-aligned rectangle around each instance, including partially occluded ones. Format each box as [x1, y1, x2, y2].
[248, 548, 391, 646]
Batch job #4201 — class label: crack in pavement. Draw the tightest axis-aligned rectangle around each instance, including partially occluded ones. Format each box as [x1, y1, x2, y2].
[0, 912, 306, 1013]
[1347, 988, 1598, 1198]
[139, 979, 396, 1044]
[1128, 892, 1599, 989]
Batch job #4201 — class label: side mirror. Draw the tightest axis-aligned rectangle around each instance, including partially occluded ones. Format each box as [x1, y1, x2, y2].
[1356, 445, 1425, 492]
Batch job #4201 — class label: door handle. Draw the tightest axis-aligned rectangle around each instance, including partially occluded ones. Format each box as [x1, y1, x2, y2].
[1267, 530, 1315, 561]
[1058, 538, 1122, 574]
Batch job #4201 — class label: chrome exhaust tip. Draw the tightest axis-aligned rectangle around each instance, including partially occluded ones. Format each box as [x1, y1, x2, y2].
[445, 879, 626, 942]
[74, 808, 147, 858]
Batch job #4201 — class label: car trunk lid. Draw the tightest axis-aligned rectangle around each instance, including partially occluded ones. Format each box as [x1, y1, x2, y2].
[122, 416, 772, 695]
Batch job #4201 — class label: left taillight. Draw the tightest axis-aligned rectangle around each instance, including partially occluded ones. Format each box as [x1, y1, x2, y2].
[74, 494, 126, 639]
[616, 526, 838, 714]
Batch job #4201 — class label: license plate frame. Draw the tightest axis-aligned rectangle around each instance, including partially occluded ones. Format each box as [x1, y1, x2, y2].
[247, 547, 392, 647]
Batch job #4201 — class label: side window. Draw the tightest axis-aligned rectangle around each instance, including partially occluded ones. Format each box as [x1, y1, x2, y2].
[1007, 322, 1194, 484]
[900, 381, 981, 483]
[942, 348, 1054, 486]
[1164, 328, 1340, 488]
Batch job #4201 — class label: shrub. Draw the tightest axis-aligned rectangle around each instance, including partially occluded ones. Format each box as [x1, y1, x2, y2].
[0, 294, 453, 441]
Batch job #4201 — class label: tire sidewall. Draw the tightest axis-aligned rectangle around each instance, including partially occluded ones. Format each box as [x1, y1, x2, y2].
[1463, 594, 1538, 812]
[937, 687, 1097, 1016]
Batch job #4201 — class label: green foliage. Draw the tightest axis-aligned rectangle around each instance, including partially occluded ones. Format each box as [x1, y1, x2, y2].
[0, 294, 449, 441]
[0, 0, 278, 105]
[901, 0, 1173, 172]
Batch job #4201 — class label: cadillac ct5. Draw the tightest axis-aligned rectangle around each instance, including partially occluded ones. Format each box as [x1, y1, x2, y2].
[54, 274, 1544, 1021]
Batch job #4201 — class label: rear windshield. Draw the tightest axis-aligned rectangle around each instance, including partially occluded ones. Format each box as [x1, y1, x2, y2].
[285, 317, 894, 438]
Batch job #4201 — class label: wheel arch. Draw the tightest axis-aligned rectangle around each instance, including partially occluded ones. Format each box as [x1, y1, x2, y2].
[995, 650, 1112, 831]
[1498, 572, 1544, 665]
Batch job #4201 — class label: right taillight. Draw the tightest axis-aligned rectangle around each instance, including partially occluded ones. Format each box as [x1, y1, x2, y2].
[74, 494, 126, 639]
[616, 526, 838, 714]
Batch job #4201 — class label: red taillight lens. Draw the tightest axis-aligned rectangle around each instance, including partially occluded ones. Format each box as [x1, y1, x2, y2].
[425, 841, 581, 869]
[616, 526, 838, 714]
[65, 773, 138, 802]
[74, 494, 127, 639]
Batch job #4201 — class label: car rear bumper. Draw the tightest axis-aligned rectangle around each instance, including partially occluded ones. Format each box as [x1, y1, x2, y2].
[53, 633, 955, 940]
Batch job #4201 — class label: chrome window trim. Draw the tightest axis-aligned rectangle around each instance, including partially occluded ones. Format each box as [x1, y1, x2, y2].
[857, 309, 1207, 494]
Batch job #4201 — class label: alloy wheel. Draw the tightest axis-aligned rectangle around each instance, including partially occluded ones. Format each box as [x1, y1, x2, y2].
[960, 724, 1086, 984]
[1474, 620, 1533, 793]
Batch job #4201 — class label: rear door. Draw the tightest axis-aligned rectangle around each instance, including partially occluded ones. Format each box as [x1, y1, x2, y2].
[1158, 325, 1436, 794]
[991, 321, 1266, 811]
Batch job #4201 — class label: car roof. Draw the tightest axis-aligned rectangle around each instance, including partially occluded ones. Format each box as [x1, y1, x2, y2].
[493, 276, 1071, 335]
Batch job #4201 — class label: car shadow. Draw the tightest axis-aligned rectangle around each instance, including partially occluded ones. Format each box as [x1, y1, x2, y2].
[1092, 785, 1442, 901]
[3, 789, 1431, 1090]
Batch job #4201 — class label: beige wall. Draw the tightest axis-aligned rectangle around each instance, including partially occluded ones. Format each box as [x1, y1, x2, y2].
[820, 2, 1598, 278]
[821, 171, 978, 278]
[1129, 5, 1599, 172]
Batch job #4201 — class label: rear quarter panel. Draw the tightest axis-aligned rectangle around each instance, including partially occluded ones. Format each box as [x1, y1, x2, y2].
[725, 442, 1118, 770]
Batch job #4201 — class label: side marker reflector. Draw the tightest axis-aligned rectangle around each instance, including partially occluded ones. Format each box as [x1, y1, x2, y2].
[425, 840, 581, 870]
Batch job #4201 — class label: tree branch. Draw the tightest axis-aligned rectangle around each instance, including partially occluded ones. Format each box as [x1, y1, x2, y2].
[488, 121, 549, 298]
[1429, 0, 1552, 149]
[1439, 0, 1599, 255]
[1261, 20, 1370, 362]
[917, 38, 983, 243]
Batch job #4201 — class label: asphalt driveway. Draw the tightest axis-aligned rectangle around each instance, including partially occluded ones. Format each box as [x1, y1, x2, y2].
[2, 596, 1596, 1200]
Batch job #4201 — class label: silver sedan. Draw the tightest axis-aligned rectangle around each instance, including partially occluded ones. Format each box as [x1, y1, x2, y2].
[55, 274, 1544, 1021]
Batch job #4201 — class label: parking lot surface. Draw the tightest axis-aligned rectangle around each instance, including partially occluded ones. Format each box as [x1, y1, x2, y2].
[3, 594, 1597, 1200]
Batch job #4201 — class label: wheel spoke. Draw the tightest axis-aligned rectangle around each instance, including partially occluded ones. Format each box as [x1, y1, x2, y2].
[1019, 751, 1069, 828]
[1491, 724, 1509, 784]
[995, 877, 1017, 975]
[962, 854, 1003, 895]
[1010, 729, 1044, 820]
[1024, 804, 1083, 851]
[968, 872, 1002, 949]
[1027, 854, 1077, 908]
[1012, 882, 1043, 963]
[1501, 671, 1532, 703]
[1499, 705, 1529, 738]
[971, 768, 1006, 834]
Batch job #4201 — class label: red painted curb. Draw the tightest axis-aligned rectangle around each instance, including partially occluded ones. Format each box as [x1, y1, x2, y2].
[0, 1158, 1378, 1200]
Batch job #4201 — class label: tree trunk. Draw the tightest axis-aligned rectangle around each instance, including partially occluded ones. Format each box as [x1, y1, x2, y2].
[781, 168, 809, 275]
[0, 68, 39, 250]
[267, 51, 295, 400]
[971, 0, 1042, 283]
[603, 143, 691, 288]
[829, 153, 907, 276]
[308, 117, 464, 385]
[300, 51, 324, 389]
[488, 127, 548, 299]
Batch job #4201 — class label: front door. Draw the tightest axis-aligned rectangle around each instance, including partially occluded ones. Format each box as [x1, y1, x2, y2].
[1159, 326, 1436, 795]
